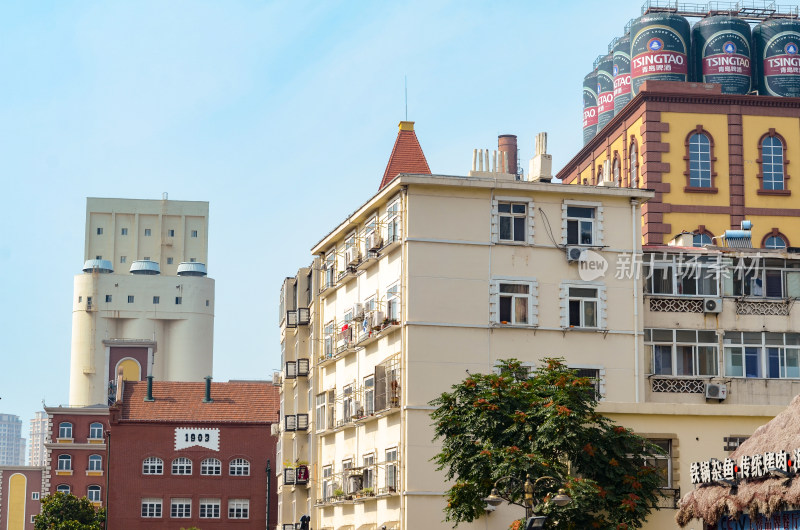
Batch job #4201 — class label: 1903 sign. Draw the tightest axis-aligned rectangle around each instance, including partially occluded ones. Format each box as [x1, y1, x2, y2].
[174, 427, 220, 451]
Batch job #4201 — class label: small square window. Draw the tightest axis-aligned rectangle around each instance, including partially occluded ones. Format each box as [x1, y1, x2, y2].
[96, 227, 103, 235]
[167, 257, 173, 264]
[143, 256, 150, 261]
[121, 228, 128, 235]
[190, 258, 196, 262]
[120, 256, 127, 263]
[78, 296, 83, 303]
[168, 229, 175, 237]
[31, 516, 36, 523]
[144, 229, 152, 236]
[191, 230, 198, 238]
[105, 295, 112, 303]
[153, 296, 160, 304]
[176, 297, 182, 305]
[498, 201, 527, 242]
[96, 255, 102, 260]
[32, 492, 40, 500]
[128, 296, 135, 303]
[566, 206, 596, 245]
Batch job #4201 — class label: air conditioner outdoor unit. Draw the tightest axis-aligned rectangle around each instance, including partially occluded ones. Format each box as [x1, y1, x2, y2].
[369, 233, 383, 251]
[566, 246, 584, 263]
[272, 371, 282, 385]
[373, 310, 385, 327]
[345, 248, 360, 266]
[352, 303, 365, 321]
[705, 383, 727, 400]
[270, 423, 280, 436]
[703, 298, 723, 313]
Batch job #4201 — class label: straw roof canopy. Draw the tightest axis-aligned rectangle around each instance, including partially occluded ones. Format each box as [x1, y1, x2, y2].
[677, 394, 800, 527]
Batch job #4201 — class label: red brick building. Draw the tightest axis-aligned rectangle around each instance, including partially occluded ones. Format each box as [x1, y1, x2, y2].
[44, 406, 109, 506]
[107, 379, 279, 529]
[0, 466, 43, 529]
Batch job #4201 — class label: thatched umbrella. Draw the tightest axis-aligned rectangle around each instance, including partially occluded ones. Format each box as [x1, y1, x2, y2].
[677, 394, 800, 527]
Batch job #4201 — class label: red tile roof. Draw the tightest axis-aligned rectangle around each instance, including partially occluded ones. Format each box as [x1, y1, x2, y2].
[116, 381, 279, 424]
[379, 121, 431, 190]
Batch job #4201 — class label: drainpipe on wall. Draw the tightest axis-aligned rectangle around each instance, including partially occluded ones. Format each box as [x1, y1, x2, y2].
[632, 198, 641, 404]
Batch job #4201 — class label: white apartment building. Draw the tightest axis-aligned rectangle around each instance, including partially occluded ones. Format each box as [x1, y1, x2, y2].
[0, 415, 25, 466]
[28, 412, 47, 467]
[276, 122, 662, 530]
[69, 196, 215, 406]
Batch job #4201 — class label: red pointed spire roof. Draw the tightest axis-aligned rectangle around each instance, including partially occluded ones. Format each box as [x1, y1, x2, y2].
[379, 121, 431, 190]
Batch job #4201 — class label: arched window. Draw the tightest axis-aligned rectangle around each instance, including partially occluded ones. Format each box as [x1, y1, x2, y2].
[229, 458, 250, 476]
[89, 423, 103, 440]
[201, 458, 221, 476]
[761, 135, 786, 190]
[688, 132, 712, 187]
[57, 454, 72, 471]
[58, 422, 73, 439]
[693, 233, 713, 247]
[142, 457, 163, 475]
[88, 455, 102, 471]
[87, 485, 101, 502]
[172, 457, 192, 475]
[613, 155, 620, 186]
[765, 235, 787, 249]
[630, 140, 638, 188]
[56, 484, 70, 494]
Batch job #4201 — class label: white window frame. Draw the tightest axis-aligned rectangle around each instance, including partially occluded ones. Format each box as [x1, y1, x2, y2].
[170, 498, 191, 518]
[386, 283, 400, 322]
[199, 498, 221, 518]
[57, 455, 72, 471]
[315, 393, 327, 432]
[560, 280, 607, 329]
[364, 375, 375, 416]
[89, 422, 103, 440]
[724, 331, 800, 379]
[171, 457, 192, 475]
[568, 364, 606, 400]
[56, 484, 70, 494]
[385, 448, 398, 491]
[228, 499, 250, 519]
[489, 277, 539, 326]
[87, 485, 101, 502]
[363, 453, 375, 490]
[201, 458, 221, 476]
[562, 200, 604, 247]
[491, 197, 535, 245]
[644, 438, 674, 489]
[142, 457, 163, 475]
[141, 498, 162, 518]
[31, 492, 40, 500]
[229, 458, 250, 476]
[88, 454, 103, 471]
[58, 422, 73, 439]
[646, 329, 719, 377]
[386, 196, 402, 244]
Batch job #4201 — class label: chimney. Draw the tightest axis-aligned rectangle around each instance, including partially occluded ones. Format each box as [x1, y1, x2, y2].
[144, 375, 154, 402]
[498, 135, 518, 177]
[203, 376, 214, 403]
[529, 132, 553, 182]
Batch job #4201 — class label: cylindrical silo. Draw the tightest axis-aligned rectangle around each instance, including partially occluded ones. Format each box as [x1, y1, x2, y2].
[630, 13, 691, 95]
[753, 18, 800, 96]
[583, 70, 598, 145]
[596, 54, 615, 130]
[693, 15, 752, 94]
[613, 34, 632, 115]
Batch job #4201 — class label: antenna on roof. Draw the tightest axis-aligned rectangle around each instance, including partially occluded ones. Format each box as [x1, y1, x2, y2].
[404, 75, 408, 121]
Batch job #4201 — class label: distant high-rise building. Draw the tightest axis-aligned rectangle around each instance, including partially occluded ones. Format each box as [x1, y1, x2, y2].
[28, 411, 47, 467]
[0, 414, 25, 466]
[69, 197, 215, 406]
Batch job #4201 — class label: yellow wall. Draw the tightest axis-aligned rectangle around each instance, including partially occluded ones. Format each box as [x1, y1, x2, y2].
[743, 115, 800, 209]
[8, 473, 26, 530]
[576, 116, 644, 186]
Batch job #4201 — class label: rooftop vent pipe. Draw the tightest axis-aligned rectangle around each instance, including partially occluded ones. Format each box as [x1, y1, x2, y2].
[144, 375, 154, 402]
[203, 376, 213, 403]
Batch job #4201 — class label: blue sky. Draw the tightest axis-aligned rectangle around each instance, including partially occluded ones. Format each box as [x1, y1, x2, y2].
[0, 0, 644, 450]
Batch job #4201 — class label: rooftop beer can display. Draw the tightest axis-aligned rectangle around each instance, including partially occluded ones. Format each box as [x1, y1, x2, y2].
[692, 15, 752, 95]
[753, 18, 800, 97]
[630, 13, 691, 95]
[613, 33, 632, 115]
[596, 54, 615, 131]
[583, 70, 598, 145]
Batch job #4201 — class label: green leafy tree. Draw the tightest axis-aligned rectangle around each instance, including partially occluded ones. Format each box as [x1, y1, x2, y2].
[430, 358, 664, 529]
[34, 492, 105, 530]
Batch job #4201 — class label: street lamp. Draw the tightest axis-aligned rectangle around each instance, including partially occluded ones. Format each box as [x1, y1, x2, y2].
[484, 474, 572, 527]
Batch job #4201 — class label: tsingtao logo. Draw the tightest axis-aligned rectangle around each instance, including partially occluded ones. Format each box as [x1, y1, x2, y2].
[648, 38, 664, 52]
[723, 41, 737, 54]
[578, 250, 608, 281]
[786, 42, 799, 55]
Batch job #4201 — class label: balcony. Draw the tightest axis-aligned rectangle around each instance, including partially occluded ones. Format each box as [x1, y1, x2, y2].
[316, 462, 399, 506]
